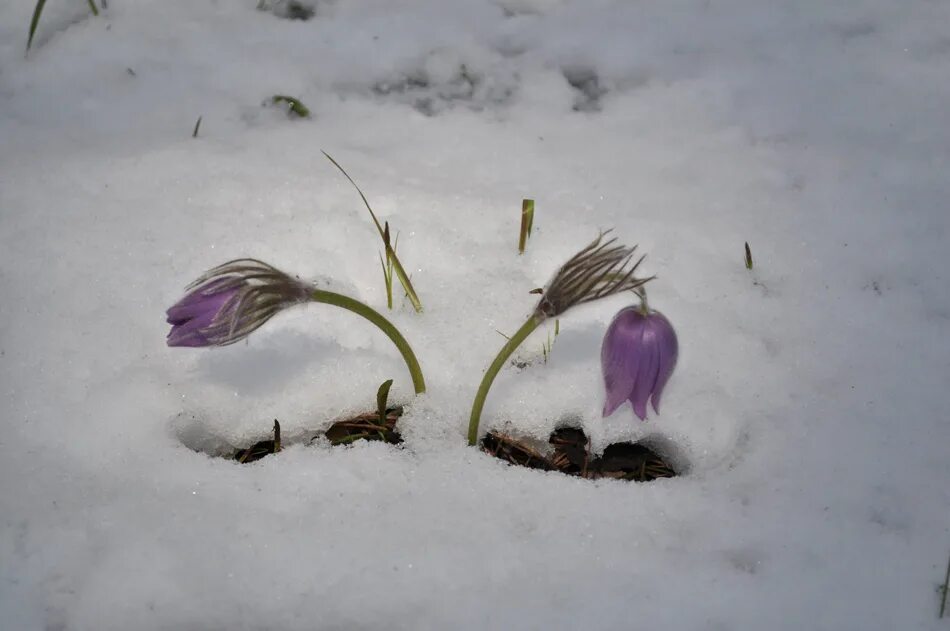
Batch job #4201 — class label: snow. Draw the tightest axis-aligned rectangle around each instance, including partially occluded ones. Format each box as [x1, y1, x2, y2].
[1, 0, 949, 628]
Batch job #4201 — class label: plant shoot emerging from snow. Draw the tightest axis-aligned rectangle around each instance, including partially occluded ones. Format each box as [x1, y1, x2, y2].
[323, 151, 423, 312]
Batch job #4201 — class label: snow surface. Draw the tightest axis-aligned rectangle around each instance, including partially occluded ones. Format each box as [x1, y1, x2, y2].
[2, 0, 949, 628]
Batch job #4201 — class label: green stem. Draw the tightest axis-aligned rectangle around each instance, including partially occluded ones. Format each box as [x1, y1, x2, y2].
[311, 289, 426, 394]
[467, 315, 542, 445]
[636, 286, 650, 315]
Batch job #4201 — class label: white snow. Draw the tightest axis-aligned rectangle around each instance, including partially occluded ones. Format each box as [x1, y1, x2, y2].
[1, 0, 949, 628]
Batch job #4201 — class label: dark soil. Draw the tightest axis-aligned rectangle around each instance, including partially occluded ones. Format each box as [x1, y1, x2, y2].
[232, 408, 403, 463]
[322, 406, 403, 446]
[482, 427, 677, 482]
[231, 414, 677, 483]
[234, 419, 282, 463]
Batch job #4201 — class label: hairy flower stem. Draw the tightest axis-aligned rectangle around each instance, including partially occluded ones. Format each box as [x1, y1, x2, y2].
[311, 289, 426, 395]
[467, 315, 542, 445]
[635, 286, 650, 315]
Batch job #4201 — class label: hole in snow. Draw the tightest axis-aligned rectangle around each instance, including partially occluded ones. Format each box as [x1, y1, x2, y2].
[562, 65, 608, 112]
[173, 407, 405, 464]
[482, 426, 684, 482]
[257, 0, 317, 21]
[368, 50, 518, 116]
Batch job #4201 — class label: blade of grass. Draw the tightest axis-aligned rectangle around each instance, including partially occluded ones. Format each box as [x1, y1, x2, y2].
[542, 319, 560, 363]
[378, 252, 393, 310]
[940, 553, 950, 618]
[322, 151, 423, 312]
[26, 0, 48, 53]
[192, 116, 202, 138]
[382, 222, 394, 308]
[376, 379, 393, 424]
[28, 0, 99, 54]
[745, 241, 753, 270]
[272, 419, 281, 453]
[272, 95, 310, 118]
[519, 198, 535, 254]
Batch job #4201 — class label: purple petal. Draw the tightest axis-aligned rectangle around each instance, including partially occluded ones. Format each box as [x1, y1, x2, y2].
[165, 279, 240, 347]
[167, 321, 212, 347]
[166, 279, 236, 325]
[601, 307, 645, 417]
[649, 312, 678, 414]
[629, 321, 660, 420]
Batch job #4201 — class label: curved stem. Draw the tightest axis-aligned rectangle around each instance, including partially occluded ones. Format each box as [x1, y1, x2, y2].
[635, 286, 650, 315]
[467, 315, 542, 445]
[311, 289, 426, 394]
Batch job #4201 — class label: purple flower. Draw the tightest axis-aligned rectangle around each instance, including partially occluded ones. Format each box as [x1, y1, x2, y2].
[166, 278, 242, 347]
[166, 259, 311, 347]
[601, 307, 678, 421]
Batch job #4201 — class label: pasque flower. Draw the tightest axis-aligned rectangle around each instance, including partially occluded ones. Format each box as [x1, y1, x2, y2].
[166, 259, 311, 347]
[467, 231, 653, 445]
[601, 303, 678, 421]
[166, 258, 426, 394]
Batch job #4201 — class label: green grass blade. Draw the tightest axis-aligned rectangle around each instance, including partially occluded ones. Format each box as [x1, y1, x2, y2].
[26, 0, 48, 53]
[192, 115, 202, 138]
[272, 95, 310, 118]
[519, 198, 535, 254]
[27, 0, 100, 54]
[940, 553, 950, 618]
[376, 379, 393, 423]
[379, 251, 393, 310]
[322, 151, 423, 312]
[744, 241, 753, 270]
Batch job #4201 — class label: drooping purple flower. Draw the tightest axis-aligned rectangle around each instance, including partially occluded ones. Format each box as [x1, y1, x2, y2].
[166, 259, 312, 347]
[601, 306, 678, 421]
[166, 278, 242, 347]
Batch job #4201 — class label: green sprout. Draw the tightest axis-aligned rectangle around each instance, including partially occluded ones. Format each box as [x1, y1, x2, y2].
[541, 318, 560, 364]
[376, 379, 393, 425]
[745, 241, 753, 270]
[271, 95, 310, 118]
[378, 223, 402, 309]
[518, 199, 535, 254]
[323, 151, 423, 313]
[27, 0, 99, 53]
[940, 553, 950, 618]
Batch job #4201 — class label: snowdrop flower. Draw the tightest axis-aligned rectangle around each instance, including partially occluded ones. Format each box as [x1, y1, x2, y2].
[166, 258, 426, 394]
[467, 231, 652, 445]
[166, 259, 310, 347]
[601, 303, 678, 420]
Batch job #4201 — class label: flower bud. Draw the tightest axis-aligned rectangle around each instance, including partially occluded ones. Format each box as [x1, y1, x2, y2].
[166, 259, 311, 347]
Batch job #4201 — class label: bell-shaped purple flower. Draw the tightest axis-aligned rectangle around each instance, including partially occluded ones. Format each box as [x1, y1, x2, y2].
[601, 307, 678, 421]
[166, 259, 311, 347]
